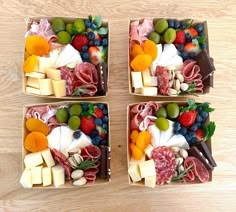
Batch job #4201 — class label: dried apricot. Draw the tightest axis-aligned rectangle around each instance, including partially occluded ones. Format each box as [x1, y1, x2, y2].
[24, 50, 31, 60]
[143, 39, 157, 61]
[130, 53, 152, 72]
[24, 131, 48, 153]
[131, 44, 143, 59]
[23, 55, 38, 73]
[26, 118, 49, 135]
[136, 131, 151, 150]
[130, 143, 143, 160]
[25, 35, 50, 56]
[130, 130, 139, 144]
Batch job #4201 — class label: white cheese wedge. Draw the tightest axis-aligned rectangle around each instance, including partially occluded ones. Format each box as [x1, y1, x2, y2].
[20, 169, 32, 188]
[128, 164, 142, 182]
[41, 149, 55, 167]
[38, 57, 54, 73]
[25, 72, 45, 79]
[139, 159, 156, 178]
[24, 152, 43, 169]
[47, 126, 61, 150]
[49, 48, 61, 67]
[52, 165, 65, 188]
[46, 68, 61, 80]
[52, 80, 66, 98]
[145, 175, 156, 188]
[164, 55, 183, 69]
[67, 132, 92, 152]
[159, 120, 174, 146]
[150, 44, 162, 75]
[26, 86, 41, 95]
[39, 78, 54, 95]
[148, 125, 161, 148]
[158, 44, 178, 67]
[26, 77, 40, 89]
[60, 126, 74, 152]
[140, 87, 157, 96]
[144, 144, 154, 159]
[129, 155, 145, 166]
[142, 69, 158, 87]
[131, 71, 143, 88]
[31, 166, 43, 184]
[42, 167, 52, 187]
[166, 134, 190, 150]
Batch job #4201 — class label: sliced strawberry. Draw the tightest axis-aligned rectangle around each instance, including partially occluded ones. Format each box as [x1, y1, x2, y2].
[96, 126, 107, 139]
[71, 34, 89, 52]
[95, 33, 102, 41]
[80, 116, 96, 135]
[94, 108, 103, 118]
[196, 128, 204, 141]
[88, 46, 107, 66]
[185, 27, 198, 38]
[174, 30, 185, 45]
[178, 110, 197, 128]
[184, 42, 201, 54]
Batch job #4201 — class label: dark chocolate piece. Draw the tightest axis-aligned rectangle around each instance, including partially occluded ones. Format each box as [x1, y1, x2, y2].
[99, 146, 111, 179]
[187, 146, 214, 171]
[96, 62, 107, 95]
[192, 141, 217, 167]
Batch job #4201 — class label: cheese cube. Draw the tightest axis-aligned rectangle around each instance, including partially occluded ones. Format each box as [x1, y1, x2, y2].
[25, 72, 45, 79]
[141, 87, 157, 96]
[31, 166, 43, 184]
[42, 167, 52, 187]
[41, 149, 55, 167]
[144, 144, 154, 159]
[128, 164, 141, 182]
[39, 79, 54, 95]
[139, 159, 156, 178]
[145, 175, 156, 188]
[46, 68, 61, 80]
[142, 69, 158, 86]
[52, 165, 65, 187]
[131, 71, 143, 88]
[38, 57, 53, 73]
[52, 80, 66, 98]
[24, 152, 43, 169]
[20, 169, 32, 188]
[26, 77, 40, 88]
[129, 155, 145, 166]
[26, 86, 41, 95]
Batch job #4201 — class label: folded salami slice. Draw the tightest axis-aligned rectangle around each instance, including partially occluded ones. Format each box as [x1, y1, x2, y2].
[81, 145, 102, 160]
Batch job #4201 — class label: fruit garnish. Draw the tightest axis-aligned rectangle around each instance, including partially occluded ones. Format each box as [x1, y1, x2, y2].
[185, 27, 198, 38]
[166, 103, 179, 119]
[80, 116, 96, 135]
[148, 31, 160, 44]
[96, 125, 107, 139]
[195, 128, 204, 141]
[52, 17, 65, 33]
[136, 131, 151, 150]
[23, 55, 38, 73]
[94, 107, 103, 118]
[56, 108, 69, 123]
[155, 19, 168, 34]
[73, 130, 82, 139]
[73, 18, 86, 34]
[174, 30, 185, 45]
[143, 40, 157, 61]
[197, 102, 215, 113]
[88, 46, 107, 66]
[130, 130, 139, 144]
[178, 110, 197, 128]
[163, 28, 176, 44]
[155, 117, 169, 131]
[26, 118, 49, 135]
[57, 31, 71, 44]
[71, 34, 89, 52]
[130, 53, 152, 72]
[68, 116, 81, 130]
[130, 143, 143, 160]
[184, 41, 201, 54]
[131, 43, 143, 59]
[156, 107, 167, 118]
[69, 104, 82, 116]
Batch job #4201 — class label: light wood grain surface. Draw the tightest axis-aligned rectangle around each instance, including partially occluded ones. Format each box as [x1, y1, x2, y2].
[0, 0, 236, 211]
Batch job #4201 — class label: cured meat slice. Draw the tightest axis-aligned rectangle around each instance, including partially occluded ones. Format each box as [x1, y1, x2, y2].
[73, 83, 98, 97]
[84, 168, 99, 175]
[139, 115, 157, 131]
[59, 66, 75, 96]
[156, 66, 169, 95]
[81, 145, 101, 160]
[130, 20, 142, 45]
[151, 146, 177, 185]
[183, 156, 209, 183]
[137, 18, 154, 38]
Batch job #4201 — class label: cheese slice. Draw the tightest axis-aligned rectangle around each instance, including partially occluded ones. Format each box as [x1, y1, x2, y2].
[60, 126, 74, 152]
[144, 144, 154, 159]
[39, 78, 54, 95]
[166, 134, 190, 150]
[47, 126, 61, 150]
[145, 175, 156, 188]
[52, 80, 66, 98]
[52, 165, 65, 187]
[159, 120, 174, 146]
[20, 169, 32, 188]
[25, 72, 45, 79]
[26, 86, 41, 95]
[26, 77, 40, 89]
[139, 159, 156, 178]
[148, 125, 161, 148]
[150, 44, 162, 75]
[142, 69, 158, 86]
[46, 68, 61, 80]
[67, 132, 92, 152]
[141, 87, 157, 96]
[24, 152, 43, 169]
[158, 44, 178, 67]
[31, 166, 43, 184]
[42, 167, 52, 187]
[41, 149, 55, 167]
[128, 164, 142, 182]
[131, 71, 143, 88]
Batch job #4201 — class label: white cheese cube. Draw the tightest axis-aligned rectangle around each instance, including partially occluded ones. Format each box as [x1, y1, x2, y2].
[20, 169, 32, 188]
[142, 69, 158, 86]
[145, 175, 156, 188]
[139, 159, 156, 178]
[31, 166, 43, 184]
[25, 72, 45, 79]
[46, 68, 61, 80]
[144, 144, 154, 159]
[52, 80, 66, 98]
[26, 77, 40, 89]
[128, 164, 142, 182]
[24, 152, 43, 169]
[129, 155, 145, 166]
[38, 57, 53, 73]
[41, 149, 55, 167]
[141, 87, 157, 96]
[52, 165, 65, 187]
[26, 86, 41, 95]
[42, 167, 52, 187]
[131, 71, 143, 88]
[39, 78, 54, 95]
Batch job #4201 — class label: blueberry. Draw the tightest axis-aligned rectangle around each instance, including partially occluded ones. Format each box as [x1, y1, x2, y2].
[196, 115, 203, 123]
[174, 129, 179, 135]
[90, 130, 99, 138]
[196, 122, 202, 128]
[97, 103, 105, 109]
[88, 40, 94, 46]
[201, 111, 209, 119]
[174, 20, 180, 29]
[82, 52, 90, 60]
[102, 38, 108, 46]
[174, 122, 181, 131]
[94, 118, 102, 126]
[85, 19, 92, 28]
[91, 23, 97, 30]
[189, 131, 196, 139]
[201, 43, 207, 49]
[168, 19, 175, 28]
[102, 115, 109, 123]
[177, 44, 184, 52]
[87, 31, 95, 40]
[190, 124, 198, 131]
[195, 23, 204, 33]
[189, 52, 196, 59]
[103, 108, 108, 115]
[185, 134, 191, 142]
[100, 139, 108, 146]
[196, 106, 203, 113]
[189, 137, 197, 145]
[102, 123, 108, 129]
[94, 39, 101, 46]
[82, 103, 89, 111]
[185, 32, 192, 42]
[180, 21, 187, 30]
[180, 51, 188, 60]
[92, 136, 102, 145]
[180, 127, 187, 136]
[198, 31, 204, 36]
[73, 130, 81, 139]
[82, 45, 88, 52]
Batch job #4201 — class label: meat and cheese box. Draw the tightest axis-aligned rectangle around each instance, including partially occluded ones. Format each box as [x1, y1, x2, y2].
[22, 16, 110, 99]
[21, 101, 111, 188]
[127, 101, 216, 188]
[128, 18, 215, 97]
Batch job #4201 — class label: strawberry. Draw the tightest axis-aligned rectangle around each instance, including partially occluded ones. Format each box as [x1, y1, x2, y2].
[178, 110, 197, 128]
[174, 30, 185, 44]
[71, 34, 89, 52]
[95, 33, 102, 41]
[88, 46, 107, 66]
[80, 116, 96, 135]
[96, 126, 106, 139]
[184, 42, 201, 54]
[185, 27, 198, 38]
[196, 128, 204, 141]
[94, 108, 103, 118]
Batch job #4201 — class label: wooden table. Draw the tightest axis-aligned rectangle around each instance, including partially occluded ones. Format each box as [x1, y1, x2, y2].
[0, 0, 235, 211]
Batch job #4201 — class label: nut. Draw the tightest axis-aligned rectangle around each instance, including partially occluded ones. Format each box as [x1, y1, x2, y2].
[169, 79, 174, 88]
[168, 88, 178, 96]
[68, 157, 77, 168]
[178, 165, 184, 173]
[73, 154, 83, 164]
[170, 146, 180, 153]
[174, 171, 178, 177]
[172, 70, 175, 79]
[168, 70, 172, 80]
[68, 147, 81, 154]
[71, 170, 84, 180]
[176, 73, 184, 83]
[179, 149, 188, 159]
[61, 150, 69, 159]
[174, 79, 181, 91]
[73, 177, 87, 186]
[175, 70, 181, 75]
[180, 83, 189, 91]
[175, 157, 184, 166]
